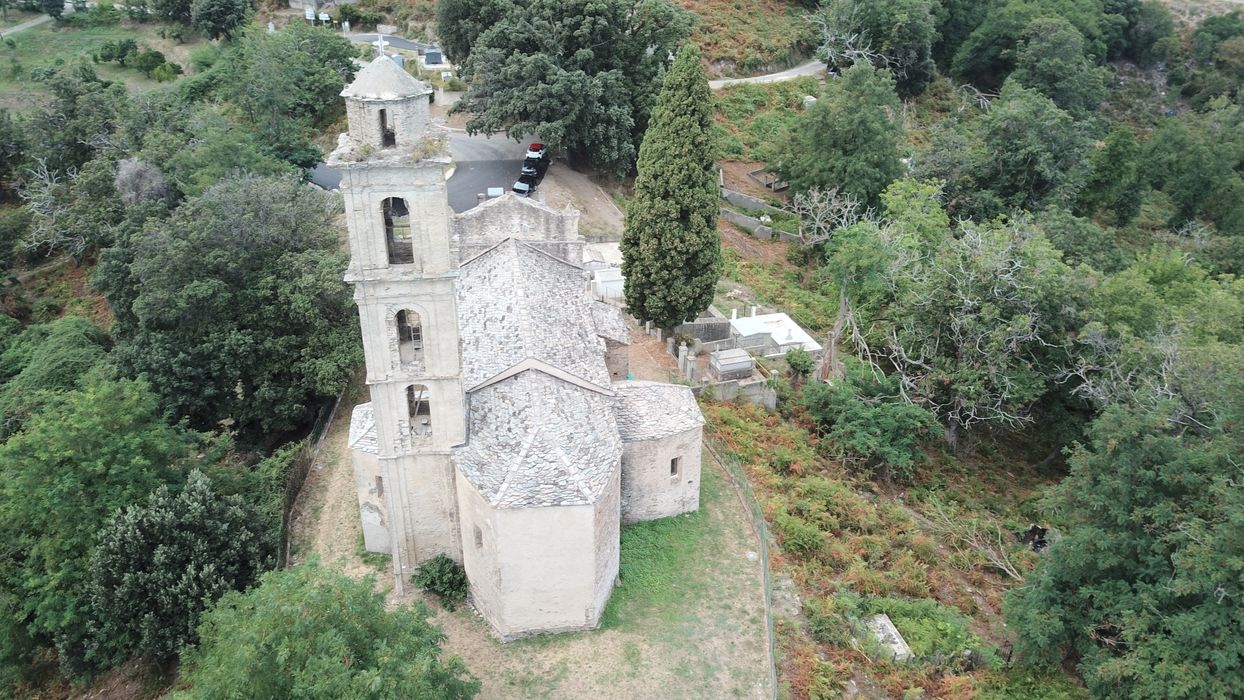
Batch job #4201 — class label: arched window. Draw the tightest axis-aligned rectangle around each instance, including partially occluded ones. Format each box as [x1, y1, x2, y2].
[396, 310, 423, 365]
[383, 197, 413, 265]
[407, 384, 432, 439]
[379, 108, 396, 147]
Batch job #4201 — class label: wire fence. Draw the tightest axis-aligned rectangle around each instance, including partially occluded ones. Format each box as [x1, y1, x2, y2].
[705, 437, 780, 700]
[278, 391, 346, 567]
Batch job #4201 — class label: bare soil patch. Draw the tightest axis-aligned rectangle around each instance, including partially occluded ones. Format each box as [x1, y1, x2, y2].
[720, 160, 787, 202]
[626, 318, 680, 381]
[541, 166, 625, 240]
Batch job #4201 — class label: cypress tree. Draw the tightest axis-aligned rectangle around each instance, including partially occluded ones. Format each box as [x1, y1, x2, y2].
[621, 43, 722, 330]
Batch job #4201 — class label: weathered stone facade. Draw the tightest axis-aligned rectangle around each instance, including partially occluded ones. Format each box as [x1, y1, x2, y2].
[338, 55, 705, 641]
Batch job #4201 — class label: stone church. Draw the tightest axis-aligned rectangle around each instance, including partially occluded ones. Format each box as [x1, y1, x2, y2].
[330, 55, 705, 640]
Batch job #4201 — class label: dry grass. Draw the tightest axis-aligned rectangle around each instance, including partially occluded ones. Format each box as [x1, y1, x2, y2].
[680, 0, 814, 77]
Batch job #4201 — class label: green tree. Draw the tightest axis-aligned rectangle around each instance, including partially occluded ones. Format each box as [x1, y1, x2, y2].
[190, 0, 248, 39]
[109, 175, 360, 439]
[151, 0, 191, 23]
[1005, 386, 1244, 699]
[0, 375, 198, 675]
[801, 367, 941, 482]
[452, 0, 694, 176]
[24, 63, 130, 176]
[824, 187, 1081, 448]
[813, 0, 938, 97]
[1076, 125, 1145, 226]
[952, 0, 1110, 89]
[621, 44, 721, 330]
[775, 62, 903, 208]
[1010, 16, 1109, 114]
[1145, 102, 1244, 230]
[174, 563, 479, 699]
[914, 80, 1089, 219]
[21, 155, 124, 260]
[0, 316, 110, 436]
[1037, 207, 1125, 273]
[210, 23, 356, 167]
[85, 470, 274, 668]
[162, 107, 293, 197]
[932, 0, 995, 69]
[41, 0, 63, 19]
[435, 0, 513, 64]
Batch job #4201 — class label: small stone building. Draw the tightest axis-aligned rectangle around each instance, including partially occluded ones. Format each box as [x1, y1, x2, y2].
[331, 54, 705, 641]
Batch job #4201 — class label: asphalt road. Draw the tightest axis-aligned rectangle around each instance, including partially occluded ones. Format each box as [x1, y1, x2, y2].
[310, 132, 529, 214]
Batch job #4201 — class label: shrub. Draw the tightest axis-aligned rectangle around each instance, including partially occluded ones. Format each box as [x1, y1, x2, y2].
[85, 470, 275, 667]
[414, 554, 469, 610]
[773, 509, 824, 557]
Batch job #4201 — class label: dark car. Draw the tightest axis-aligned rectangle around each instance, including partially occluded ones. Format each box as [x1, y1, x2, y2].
[512, 173, 538, 197]
[521, 156, 547, 179]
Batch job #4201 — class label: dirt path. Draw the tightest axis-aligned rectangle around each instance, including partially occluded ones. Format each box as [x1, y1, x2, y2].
[626, 318, 679, 382]
[286, 377, 387, 583]
[709, 59, 826, 90]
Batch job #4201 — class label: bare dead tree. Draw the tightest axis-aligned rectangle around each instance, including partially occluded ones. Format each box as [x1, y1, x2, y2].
[787, 186, 876, 247]
[924, 498, 1027, 583]
[808, 2, 898, 74]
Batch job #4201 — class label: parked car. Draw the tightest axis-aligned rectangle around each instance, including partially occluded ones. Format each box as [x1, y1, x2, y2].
[525, 143, 548, 161]
[512, 173, 538, 197]
[521, 156, 547, 179]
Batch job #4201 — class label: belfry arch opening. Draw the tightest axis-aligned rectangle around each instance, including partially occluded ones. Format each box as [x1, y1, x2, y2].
[383, 197, 414, 265]
[379, 108, 396, 147]
[396, 310, 424, 365]
[407, 384, 432, 438]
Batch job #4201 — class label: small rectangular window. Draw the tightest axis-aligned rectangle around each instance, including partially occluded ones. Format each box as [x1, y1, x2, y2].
[375, 475, 384, 497]
[670, 457, 681, 477]
[473, 525, 483, 549]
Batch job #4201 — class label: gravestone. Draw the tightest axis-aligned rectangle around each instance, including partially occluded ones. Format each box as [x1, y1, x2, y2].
[865, 614, 913, 662]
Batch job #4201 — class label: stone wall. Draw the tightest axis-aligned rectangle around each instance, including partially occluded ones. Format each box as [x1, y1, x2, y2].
[346, 93, 431, 150]
[721, 208, 773, 240]
[692, 378, 777, 411]
[720, 187, 784, 215]
[620, 427, 703, 524]
[674, 318, 732, 343]
[454, 196, 583, 263]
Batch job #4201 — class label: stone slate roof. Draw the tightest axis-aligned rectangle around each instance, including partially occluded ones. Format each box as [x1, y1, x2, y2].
[455, 370, 621, 508]
[612, 381, 705, 442]
[348, 403, 378, 455]
[592, 301, 629, 345]
[457, 238, 609, 389]
[341, 55, 432, 100]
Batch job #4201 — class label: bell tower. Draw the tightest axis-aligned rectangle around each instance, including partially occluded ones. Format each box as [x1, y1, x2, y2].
[331, 54, 464, 593]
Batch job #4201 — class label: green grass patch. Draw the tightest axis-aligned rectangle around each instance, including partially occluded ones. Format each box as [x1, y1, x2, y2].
[0, 21, 200, 109]
[720, 247, 837, 332]
[713, 76, 820, 161]
[598, 456, 726, 629]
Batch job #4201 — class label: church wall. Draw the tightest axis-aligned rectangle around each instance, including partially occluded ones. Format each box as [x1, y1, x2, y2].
[455, 470, 505, 631]
[620, 427, 703, 524]
[350, 446, 389, 553]
[340, 162, 456, 275]
[591, 466, 621, 618]
[488, 502, 602, 640]
[454, 197, 583, 264]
